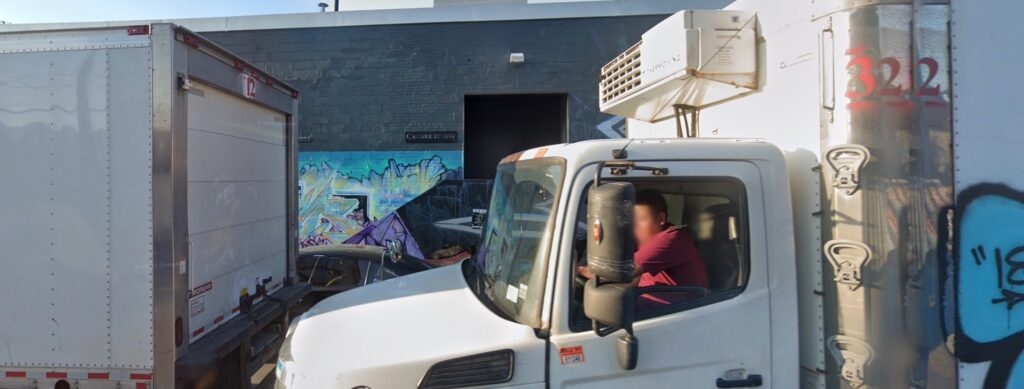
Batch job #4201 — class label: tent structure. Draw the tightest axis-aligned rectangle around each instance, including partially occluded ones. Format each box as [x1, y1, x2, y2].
[343, 212, 426, 259]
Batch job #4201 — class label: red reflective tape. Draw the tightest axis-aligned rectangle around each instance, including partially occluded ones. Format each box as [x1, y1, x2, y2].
[192, 326, 205, 337]
[231, 306, 240, 313]
[130, 373, 153, 381]
[214, 315, 224, 324]
[136, 383, 148, 389]
[5, 371, 26, 378]
[291, 90, 300, 99]
[499, 151, 524, 164]
[233, 60, 244, 70]
[88, 372, 110, 380]
[46, 372, 67, 379]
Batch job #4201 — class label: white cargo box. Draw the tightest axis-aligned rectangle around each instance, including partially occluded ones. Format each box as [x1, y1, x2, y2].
[599, 10, 760, 122]
[0, 24, 303, 388]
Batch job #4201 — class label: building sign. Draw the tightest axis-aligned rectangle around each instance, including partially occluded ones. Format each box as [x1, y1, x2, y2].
[405, 131, 458, 144]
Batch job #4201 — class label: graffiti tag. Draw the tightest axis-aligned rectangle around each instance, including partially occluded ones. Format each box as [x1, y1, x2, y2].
[956, 184, 1024, 388]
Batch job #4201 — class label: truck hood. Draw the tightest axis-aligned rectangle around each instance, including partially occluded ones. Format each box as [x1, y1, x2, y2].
[279, 262, 545, 388]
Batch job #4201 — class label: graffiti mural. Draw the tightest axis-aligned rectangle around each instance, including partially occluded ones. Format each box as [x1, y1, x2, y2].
[298, 151, 463, 248]
[344, 212, 425, 259]
[956, 183, 1024, 388]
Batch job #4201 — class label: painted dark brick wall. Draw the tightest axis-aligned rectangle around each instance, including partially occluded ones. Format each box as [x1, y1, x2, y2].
[203, 15, 666, 152]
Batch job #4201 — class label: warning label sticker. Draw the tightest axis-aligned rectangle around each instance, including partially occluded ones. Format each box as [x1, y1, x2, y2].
[505, 284, 519, 303]
[188, 281, 213, 299]
[189, 295, 205, 318]
[559, 346, 585, 365]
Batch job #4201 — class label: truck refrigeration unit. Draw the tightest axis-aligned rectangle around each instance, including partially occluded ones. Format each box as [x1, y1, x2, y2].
[275, 0, 1013, 388]
[0, 24, 308, 388]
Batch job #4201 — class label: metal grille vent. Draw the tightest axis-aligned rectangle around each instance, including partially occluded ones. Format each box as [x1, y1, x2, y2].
[418, 349, 514, 389]
[600, 41, 642, 104]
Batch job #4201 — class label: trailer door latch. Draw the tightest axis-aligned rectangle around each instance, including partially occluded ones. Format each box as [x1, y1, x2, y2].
[825, 239, 872, 290]
[178, 74, 192, 91]
[828, 335, 874, 389]
[826, 144, 870, 195]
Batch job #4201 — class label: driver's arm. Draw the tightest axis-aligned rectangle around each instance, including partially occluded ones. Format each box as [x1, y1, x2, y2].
[575, 265, 645, 286]
[630, 266, 644, 288]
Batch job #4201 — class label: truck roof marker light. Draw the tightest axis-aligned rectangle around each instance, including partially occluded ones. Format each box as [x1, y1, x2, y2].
[535, 148, 548, 158]
[127, 25, 150, 36]
[233, 60, 244, 70]
[291, 90, 300, 99]
[182, 35, 200, 48]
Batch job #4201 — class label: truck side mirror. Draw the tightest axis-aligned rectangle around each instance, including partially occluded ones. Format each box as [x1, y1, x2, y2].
[583, 279, 634, 329]
[586, 181, 636, 282]
[582, 180, 639, 370]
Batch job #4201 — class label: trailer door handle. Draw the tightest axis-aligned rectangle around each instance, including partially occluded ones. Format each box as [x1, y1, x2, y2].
[716, 374, 763, 388]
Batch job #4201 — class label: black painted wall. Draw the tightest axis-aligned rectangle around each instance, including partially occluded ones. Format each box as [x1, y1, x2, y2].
[203, 15, 666, 151]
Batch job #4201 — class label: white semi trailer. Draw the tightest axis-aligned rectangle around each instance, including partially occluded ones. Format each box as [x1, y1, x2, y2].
[275, 0, 1011, 388]
[0, 24, 308, 388]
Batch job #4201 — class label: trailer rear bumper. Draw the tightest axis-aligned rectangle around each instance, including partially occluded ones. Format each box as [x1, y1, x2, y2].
[176, 283, 311, 388]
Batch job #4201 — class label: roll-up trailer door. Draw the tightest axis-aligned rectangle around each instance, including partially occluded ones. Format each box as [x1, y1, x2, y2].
[185, 82, 288, 343]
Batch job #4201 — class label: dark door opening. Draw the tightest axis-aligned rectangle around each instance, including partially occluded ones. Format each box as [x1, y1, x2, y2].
[464, 94, 567, 179]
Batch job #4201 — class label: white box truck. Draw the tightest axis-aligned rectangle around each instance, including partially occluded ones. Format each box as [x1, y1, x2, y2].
[276, 0, 1010, 388]
[0, 24, 308, 388]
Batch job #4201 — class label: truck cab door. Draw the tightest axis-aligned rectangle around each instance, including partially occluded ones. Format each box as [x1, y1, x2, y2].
[548, 160, 772, 388]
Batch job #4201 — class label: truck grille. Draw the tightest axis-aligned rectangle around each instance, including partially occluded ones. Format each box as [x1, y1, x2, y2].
[600, 41, 642, 104]
[418, 349, 514, 389]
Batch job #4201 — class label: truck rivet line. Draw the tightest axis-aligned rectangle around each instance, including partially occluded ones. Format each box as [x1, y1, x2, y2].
[103, 48, 114, 364]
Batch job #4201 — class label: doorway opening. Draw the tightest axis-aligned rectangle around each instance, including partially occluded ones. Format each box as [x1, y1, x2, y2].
[464, 94, 567, 179]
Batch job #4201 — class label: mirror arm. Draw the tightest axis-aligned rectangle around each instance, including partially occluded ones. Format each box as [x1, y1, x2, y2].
[592, 321, 634, 338]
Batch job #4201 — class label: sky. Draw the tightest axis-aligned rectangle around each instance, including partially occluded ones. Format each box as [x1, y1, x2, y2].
[0, 0, 339, 24]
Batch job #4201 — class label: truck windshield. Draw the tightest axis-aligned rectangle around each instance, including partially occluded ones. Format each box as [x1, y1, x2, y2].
[473, 157, 565, 328]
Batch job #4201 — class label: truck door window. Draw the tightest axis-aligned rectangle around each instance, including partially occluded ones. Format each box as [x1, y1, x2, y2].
[571, 177, 749, 330]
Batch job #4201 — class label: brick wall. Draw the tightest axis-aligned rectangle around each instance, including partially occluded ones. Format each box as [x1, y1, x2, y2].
[204, 15, 666, 152]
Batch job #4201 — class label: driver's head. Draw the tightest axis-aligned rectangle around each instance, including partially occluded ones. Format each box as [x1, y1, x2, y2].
[634, 189, 669, 246]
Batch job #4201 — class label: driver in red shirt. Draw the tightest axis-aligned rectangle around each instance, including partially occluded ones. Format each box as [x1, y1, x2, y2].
[579, 189, 709, 309]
